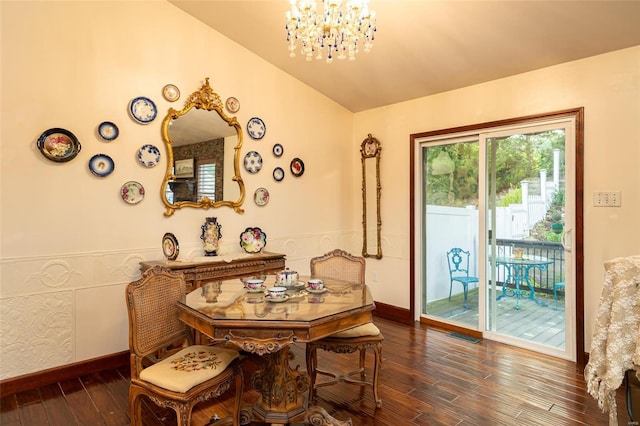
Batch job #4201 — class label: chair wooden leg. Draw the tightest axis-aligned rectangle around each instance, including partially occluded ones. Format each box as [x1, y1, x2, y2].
[175, 404, 193, 426]
[128, 386, 143, 426]
[371, 343, 383, 408]
[359, 349, 367, 381]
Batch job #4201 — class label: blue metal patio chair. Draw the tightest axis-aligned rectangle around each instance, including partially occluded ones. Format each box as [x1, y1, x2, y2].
[447, 248, 479, 309]
[553, 281, 565, 310]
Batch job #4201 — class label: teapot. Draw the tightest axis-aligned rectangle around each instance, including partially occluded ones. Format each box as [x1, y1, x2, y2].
[276, 267, 299, 286]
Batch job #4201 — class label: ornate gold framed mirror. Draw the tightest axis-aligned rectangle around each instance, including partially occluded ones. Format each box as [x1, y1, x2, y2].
[361, 134, 382, 259]
[161, 78, 245, 216]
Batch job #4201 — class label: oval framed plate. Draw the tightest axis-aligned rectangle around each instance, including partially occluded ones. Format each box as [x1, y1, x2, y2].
[89, 153, 115, 177]
[290, 157, 305, 177]
[137, 144, 161, 167]
[120, 181, 145, 205]
[98, 121, 119, 141]
[247, 117, 266, 140]
[244, 151, 263, 173]
[162, 232, 179, 260]
[254, 187, 269, 206]
[129, 96, 157, 124]
[162, 84, 180, 102]
[36, 128, 81, 162]
[273, 167, 284, 182]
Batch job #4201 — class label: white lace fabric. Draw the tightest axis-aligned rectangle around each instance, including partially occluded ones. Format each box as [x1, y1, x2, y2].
[585, 255, 640, 425]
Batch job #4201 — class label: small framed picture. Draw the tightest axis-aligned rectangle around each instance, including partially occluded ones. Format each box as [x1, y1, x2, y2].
[175, 158, 194, 178]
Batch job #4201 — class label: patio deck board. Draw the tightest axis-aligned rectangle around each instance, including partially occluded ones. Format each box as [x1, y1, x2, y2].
[426, 289, 566, 349]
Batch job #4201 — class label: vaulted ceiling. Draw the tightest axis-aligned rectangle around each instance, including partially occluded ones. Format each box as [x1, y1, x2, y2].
[169, 1, 640, 112]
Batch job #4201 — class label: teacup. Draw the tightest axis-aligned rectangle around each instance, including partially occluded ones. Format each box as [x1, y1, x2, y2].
[244, 279, 265, 290]
[307, 279, 325, 290]
[268, 286, 287, 299]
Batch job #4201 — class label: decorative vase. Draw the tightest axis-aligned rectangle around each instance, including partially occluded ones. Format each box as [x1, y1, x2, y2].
[201, 217, 222, 256]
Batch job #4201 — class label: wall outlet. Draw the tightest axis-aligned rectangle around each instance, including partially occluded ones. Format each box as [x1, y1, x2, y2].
[372, 271, 378, 283]
[593, 191, 622, 207]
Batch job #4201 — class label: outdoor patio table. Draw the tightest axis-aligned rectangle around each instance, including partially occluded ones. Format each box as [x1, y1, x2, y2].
[177, 275, 374, 425]
[495, 255, 553, 309]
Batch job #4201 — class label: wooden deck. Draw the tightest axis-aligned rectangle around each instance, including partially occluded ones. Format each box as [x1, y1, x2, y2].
[426, 288, 566, 349]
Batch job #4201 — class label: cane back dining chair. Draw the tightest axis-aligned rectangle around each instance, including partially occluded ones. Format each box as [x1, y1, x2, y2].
[447, 247, 479, 309]
[125, 266, 244, 426]
[305, 249, 384, 408]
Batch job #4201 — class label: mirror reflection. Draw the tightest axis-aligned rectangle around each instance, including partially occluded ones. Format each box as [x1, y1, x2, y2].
[161, 78, 245, 216]
[361, 134, 382, 259]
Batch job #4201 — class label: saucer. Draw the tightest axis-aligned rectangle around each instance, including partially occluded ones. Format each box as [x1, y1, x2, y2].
[284, 281, 306, 290]
[245, 285, 267, 293]
[265, 294, 290, 303]
[306, 287, 328, 294]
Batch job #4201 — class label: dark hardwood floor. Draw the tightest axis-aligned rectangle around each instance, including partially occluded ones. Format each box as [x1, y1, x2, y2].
[0, 318, 630, 425]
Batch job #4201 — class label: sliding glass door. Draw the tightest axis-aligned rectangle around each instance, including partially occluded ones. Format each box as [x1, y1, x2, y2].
[418, 116, 576, 361]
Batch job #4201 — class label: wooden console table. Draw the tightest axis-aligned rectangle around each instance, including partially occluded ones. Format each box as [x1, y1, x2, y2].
[140, 252, 286, 291]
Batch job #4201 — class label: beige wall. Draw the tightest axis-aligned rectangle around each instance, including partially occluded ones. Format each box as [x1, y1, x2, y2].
[353, 46, 640, 351]
[1, 0, 638, 380]
[0, 1, 355, 380]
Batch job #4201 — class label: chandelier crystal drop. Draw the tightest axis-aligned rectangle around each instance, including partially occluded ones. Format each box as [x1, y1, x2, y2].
[285, 0, 377, 63]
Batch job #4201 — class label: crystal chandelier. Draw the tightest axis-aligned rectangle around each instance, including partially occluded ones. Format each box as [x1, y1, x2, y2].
[285, 0, 377, 63]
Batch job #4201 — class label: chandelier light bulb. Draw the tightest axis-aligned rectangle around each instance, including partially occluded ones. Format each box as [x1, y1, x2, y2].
[285, 0, 376, 63]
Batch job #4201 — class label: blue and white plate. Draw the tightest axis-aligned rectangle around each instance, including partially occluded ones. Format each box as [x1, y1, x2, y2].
[273, 143, 283, 157]
[129, 96, 157, 124]
[244, 151, 263, 173]
[98, 121, 119, 141]
[137, 144, 161, 167]
[89, 153, 115, 177]
[247, 117, 266, 140]
[273, 167, 284, 182]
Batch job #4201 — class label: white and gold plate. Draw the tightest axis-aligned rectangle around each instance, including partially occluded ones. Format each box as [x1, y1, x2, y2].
[121, 181, 145, 204]
[306, 287, 328, 294]
[265, 294, 290, 303]
[284, 281, 306, 290]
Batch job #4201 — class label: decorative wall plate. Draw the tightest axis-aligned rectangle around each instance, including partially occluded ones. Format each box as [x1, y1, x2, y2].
[137, 144, 161, 167]
[254, 187, 270, 206]
[129, 96, 157, 124]
[290, 157, 305, 177]
[247, 117, 266, 140]
[98, 121, 119, 141]
[36, 128, 81, 162]
[89, 153, 114, 177]
[225, 97, 240, 113]
[244, 151, 263, 173]
[162, 84, 180, 102]
[239, 227, 267, 253]
[273, 167, 284, 182]
[272, 143, 283, 157]
[162, 232, 179, 260]
[121, 181, 145, 204]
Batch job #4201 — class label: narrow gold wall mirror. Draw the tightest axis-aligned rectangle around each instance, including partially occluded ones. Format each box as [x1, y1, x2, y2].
[361, 134, 382, 259]
[161, 78, 245, 216]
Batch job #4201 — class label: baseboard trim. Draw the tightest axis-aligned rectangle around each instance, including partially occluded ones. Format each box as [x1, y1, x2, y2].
[374, 301, 413, 325]
[0, 350, 129, 398]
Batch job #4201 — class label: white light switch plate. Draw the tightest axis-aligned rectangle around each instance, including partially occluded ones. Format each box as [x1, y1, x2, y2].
[593, 191, 621, 207]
